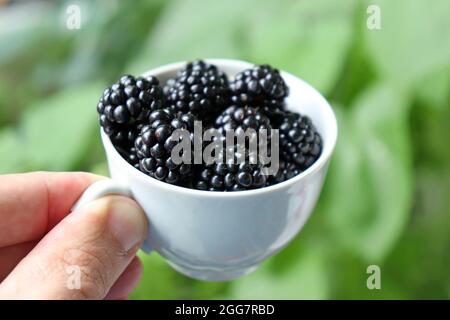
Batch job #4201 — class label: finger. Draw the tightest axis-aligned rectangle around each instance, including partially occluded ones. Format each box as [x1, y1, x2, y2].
[0, 241, 37, 282]
[0, 172, 103, 247]
[104, 256, 142, 300]
[0, 196, 148, 300]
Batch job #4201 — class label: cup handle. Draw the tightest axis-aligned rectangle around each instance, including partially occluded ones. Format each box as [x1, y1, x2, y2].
[72, 179, 152, 254]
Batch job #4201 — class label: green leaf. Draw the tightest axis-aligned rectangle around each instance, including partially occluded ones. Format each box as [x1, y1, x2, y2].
[326, 250, 411, 299]
[0, 2, 53, 63]
[415, 66, 450, 112]
[410, 93, 450, 169]
[365, 0, 450, 87]
[186, 281, 228, 300]
[228, 245, 329, 299]
[381, 168, 450, 299]
[323, 85, 413, 262]
[129, 0, 356, 95]
[128, 0, 254, 73]
[244, 0, 357, 94]
[132, 252, 230, 299]
[130, 252, 184, 299]
[20, 83, 104, 171]
[328, 1, 378, 107]
[0, 81, 17, 126]
[0, 127, 29, 173]
[89, 161, 109, 177]
[61, 0, 166, 84]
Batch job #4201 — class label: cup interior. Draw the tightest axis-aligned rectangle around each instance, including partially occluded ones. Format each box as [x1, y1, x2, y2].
[103, 58, 338, 196]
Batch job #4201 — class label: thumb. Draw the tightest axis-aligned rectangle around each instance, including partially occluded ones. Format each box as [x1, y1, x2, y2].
[0, 196, 148, 299]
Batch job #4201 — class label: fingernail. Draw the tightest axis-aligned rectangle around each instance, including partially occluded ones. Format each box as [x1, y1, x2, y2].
[108, 199, 148, 252]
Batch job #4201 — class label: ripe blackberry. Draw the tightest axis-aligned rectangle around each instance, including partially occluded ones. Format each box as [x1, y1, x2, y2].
[117, 146, 140, 169]
[97, 74, 164, 147]
[259, 99, 287, 120]
[134, 109, 196, 185]
[100, 119, 140, 147]
[267, 160, 302, 186]
[230, 64, 289, 104]
[165, 60, 229, 119]
[279, 111, 322, 170]
[194, 148, 267, 192]
[215, 105, 272, 136]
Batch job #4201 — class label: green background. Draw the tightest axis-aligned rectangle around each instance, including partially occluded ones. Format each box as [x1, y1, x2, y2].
[0, 0, 449, 299]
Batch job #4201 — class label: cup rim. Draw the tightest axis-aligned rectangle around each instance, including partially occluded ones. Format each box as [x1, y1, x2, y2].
[102, 58, 338, 198]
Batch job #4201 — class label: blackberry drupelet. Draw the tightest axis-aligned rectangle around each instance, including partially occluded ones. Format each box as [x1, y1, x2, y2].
[230, 64, 288, 106]
[279, 111, 322, 170]
[134, 109, 196, 185]
[97, 74, 164, 147]
[165, 60, 229, 119]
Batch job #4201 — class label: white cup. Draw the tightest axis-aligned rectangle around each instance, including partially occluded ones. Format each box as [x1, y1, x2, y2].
[73, 59, 338, 281]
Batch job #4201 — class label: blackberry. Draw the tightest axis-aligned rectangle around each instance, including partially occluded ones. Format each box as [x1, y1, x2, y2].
[214, 105, 274, 166]
[134, 109, 196, 185]
[117, 146, 140, 169]
[279, 111, 322, 170]
[215, 105, 272, 136]
[100, 120, 140, 148]
[165, 60, 229, 119]
[267, 160, 302, 186]
[194, 147, 267, 192]
[97, 74, 164, 147]
[259, 99, 287, 120]
[230, 64, 288, 105]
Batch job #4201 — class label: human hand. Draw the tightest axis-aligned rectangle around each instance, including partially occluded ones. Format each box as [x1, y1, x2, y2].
[0, 172, 148, 299]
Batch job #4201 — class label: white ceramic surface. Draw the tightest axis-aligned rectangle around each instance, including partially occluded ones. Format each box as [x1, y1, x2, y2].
[74, 59, 338, 281]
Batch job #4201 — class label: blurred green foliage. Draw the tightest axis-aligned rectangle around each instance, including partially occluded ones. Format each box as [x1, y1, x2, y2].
[0, 0, 449, 299]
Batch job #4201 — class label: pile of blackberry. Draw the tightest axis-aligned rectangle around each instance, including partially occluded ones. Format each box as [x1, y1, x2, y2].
[97, 60, 322, 191]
